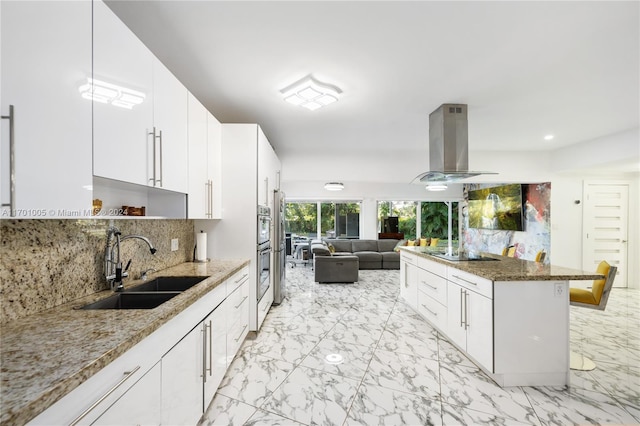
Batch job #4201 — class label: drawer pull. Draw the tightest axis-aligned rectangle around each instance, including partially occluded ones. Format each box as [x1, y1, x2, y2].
[452, 274, 477, 286]
[421, 304, 438, 317]
[235, 273, 248, 283]
[70, 366, 140, 426]
[234, 324, 248, 342]
[422, 281, 438, 291]
[234, 295, 248, 309]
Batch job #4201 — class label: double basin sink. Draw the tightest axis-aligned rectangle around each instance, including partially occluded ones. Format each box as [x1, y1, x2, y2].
[80, 276, 209, 310]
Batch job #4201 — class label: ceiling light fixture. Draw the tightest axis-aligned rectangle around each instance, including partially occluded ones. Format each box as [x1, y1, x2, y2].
[79, 78, 146, 110]
[281, 76, 341, 111]
[544, 134, 555, 141]
[324, 182, 344, 191]
[426, 184, 448, 191]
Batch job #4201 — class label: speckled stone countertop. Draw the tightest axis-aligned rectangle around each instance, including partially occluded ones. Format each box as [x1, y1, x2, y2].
[0, 258, 249, 425]
[400, 247, 603, 281]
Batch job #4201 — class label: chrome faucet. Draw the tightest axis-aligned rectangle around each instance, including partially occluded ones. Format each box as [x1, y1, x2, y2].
[105, 226, 157, 291]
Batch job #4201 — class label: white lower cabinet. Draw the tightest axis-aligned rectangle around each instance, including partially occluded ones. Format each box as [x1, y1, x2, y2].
[400, 253, 418, 309]
[447, 282, 494, 372]
[93, 362, 161, 426]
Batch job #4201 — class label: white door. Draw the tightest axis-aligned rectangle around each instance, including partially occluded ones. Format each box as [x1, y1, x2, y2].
[446, 283, 467, 350]
[465, 290, 494, 372]
[582, 182, 629, 287]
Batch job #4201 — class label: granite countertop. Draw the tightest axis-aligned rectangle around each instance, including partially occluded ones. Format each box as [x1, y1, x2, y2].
[400, 246, 603, 281]
[0, 258, 250, 425]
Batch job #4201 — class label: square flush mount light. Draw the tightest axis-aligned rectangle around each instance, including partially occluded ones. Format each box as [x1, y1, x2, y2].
[281, 76, 341, 111]
[324, 182, 344, 191]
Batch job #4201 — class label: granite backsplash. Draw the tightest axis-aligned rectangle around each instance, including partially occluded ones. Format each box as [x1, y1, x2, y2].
[0, 219, 195, 324]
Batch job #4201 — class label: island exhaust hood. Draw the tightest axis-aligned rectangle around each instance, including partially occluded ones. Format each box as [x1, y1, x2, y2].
[413, 103, 496, 183]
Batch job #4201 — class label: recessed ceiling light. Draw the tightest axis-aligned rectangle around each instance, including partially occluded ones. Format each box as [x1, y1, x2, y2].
[281, 75, 341, 111]
[544, 134, 554, 141]
[324, 182, 344, 191]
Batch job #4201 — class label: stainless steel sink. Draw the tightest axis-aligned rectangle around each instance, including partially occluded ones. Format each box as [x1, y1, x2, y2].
[79, 292, 181, 310]
[124, 276, 209, 292]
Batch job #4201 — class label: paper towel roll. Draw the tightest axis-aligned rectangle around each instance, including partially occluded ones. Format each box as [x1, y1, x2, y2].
[196, 231, 207, 262]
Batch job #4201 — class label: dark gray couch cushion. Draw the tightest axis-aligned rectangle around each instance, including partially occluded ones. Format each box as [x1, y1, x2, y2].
[329, 239, 353, 253]
[377, 239, 399, 252]
[352, 240, 378, 252]
[381, 251, 400, 269]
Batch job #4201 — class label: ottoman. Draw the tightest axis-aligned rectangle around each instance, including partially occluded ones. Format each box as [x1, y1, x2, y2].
[314, 255, 359, 283]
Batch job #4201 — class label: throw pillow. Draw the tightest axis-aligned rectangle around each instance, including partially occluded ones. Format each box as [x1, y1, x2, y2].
[393, 239, 407, 252]
[407, 239, 415, 246]
[327, 243, 336, 253]
[419, 237, 427, 247]
[430, 238, 439, 247]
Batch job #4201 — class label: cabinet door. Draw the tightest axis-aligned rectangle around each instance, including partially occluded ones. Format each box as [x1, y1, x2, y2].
[446, 283, 467, 350]
[400, 261, 418, 309]
[92, 362, 161, 425]
[187, 93, 209, 218]
[161, 323, 203, 425]
[92, 0, 154, 187]
[466, 290, 493, 371]
[152, 59, 188, 193]
[203, 305, 227, 405]
[1, 0, 92, 216]
[207, 112, 223, 219]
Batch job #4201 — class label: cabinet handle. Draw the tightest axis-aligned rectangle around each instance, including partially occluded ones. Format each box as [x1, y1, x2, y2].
[422, 280, 438, 291]
[421, 303, 438, 317]
[234, 324, 248, 342]
[148, 127, 157, 185]
[459, 288, 464, 327]
[452, 274, 477, 286]
[202, 323, 208, 382]
[235, 273, 248, 284]
[204, 180, 211, 218]
[70, 365, 140, 426]
[234, 295, 248, 309]
[464, 291, 470, 330]
[1, 105, 15, 214]
[208, 179, 213, 218]
[208, 320, 213, 376]
[157, 129, 163, 186]
[404, 267, 408, 288]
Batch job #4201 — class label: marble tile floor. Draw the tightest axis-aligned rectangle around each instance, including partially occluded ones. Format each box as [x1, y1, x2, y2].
[199, 267, 640, 426]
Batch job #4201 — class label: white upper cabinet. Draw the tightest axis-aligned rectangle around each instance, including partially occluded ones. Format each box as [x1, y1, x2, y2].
[151, 60, 188, 193]
[92, 0, 154, 188]
[93, 0, 188, 193]
[187, 93, 209, 218]
[1, 0, 92, 217]
[208, 112, 223, 219]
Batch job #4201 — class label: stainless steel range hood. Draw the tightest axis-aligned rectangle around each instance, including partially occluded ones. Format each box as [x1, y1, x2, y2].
[413, 103, 496, 183]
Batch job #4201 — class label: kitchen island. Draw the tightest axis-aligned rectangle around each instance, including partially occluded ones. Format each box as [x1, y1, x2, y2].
[0, 258, 249, 425]
[399, 247, 603, 387]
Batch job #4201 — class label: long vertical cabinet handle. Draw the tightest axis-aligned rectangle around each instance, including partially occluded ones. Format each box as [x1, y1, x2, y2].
[208, 179, 213, 218]
[264, 178, 269, 207]
[156, 130, 163, 187]
[204, 180, 211, 218]
[202, 322, 208, 382]
[404, 265, 408, 288]
[208, 320, 213, 377]
[464, 291, 470, 330]
[459, 288, 464, 327]
[148, 127, 157, 185]
[1, 105, 15, 215]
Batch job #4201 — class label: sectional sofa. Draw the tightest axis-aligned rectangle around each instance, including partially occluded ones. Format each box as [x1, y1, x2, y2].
[311, 238, 401, 270]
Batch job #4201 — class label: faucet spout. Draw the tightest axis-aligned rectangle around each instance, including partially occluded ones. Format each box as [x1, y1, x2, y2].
[105, 227, 157, 291]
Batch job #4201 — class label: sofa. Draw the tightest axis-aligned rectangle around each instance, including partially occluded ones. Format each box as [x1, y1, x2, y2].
[311, 239, 401, 270]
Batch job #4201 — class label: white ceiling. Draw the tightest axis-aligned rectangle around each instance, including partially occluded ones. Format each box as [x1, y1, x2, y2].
[107, 1, 639, 182]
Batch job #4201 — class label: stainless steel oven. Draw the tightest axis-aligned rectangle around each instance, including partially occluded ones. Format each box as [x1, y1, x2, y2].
[257, 205, 271, 302]
[257, 243, 271, 301]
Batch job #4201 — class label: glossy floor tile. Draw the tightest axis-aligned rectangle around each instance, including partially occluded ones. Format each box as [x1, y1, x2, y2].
[200, 267, 640, 426]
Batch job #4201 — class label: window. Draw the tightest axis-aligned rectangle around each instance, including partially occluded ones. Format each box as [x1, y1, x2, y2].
[286, 201, 361, 239]
[377, 201, 459, 242]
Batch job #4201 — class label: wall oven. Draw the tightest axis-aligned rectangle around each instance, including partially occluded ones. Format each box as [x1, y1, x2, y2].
[257, 205, 271, 302]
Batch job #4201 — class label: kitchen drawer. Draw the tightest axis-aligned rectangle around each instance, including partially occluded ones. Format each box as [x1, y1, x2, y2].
[417, 256, 447, 278]
[400, 251, 417, 265]
[417, 268, 447, 306]
[447, 268, 493, 299]
[418, 290, 447, 333]
[227, 281, 249, 327]
[227, 312, 249, 360]
[227, 266, 249, 295]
